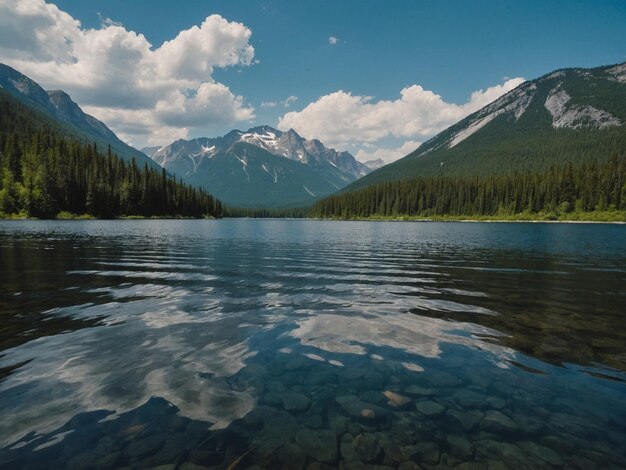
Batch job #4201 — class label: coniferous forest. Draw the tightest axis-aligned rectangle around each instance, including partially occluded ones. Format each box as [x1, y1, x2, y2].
[0, 91, 223, 219]
[310, 155, 626, 221]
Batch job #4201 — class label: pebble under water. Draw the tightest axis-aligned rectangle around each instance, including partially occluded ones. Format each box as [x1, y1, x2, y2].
[0, 219, 625, 469]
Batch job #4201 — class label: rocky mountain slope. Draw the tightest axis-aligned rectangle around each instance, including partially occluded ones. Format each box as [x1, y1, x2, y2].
[344, 62, 626, 192]
[150, 126, 371, 207]
[0, 64, 156, 168]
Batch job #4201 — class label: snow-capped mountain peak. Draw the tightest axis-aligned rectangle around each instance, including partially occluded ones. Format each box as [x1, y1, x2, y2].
[147, 126, 372, 207]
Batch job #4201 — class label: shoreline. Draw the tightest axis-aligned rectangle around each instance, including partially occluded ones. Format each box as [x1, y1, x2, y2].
[1, 216, 625, 224]
[311, 218, 626, 224]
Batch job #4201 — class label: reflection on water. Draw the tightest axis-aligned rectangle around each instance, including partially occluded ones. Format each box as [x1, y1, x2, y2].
[0, 220, 625, 469]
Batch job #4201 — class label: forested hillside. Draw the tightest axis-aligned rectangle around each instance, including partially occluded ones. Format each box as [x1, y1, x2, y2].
[0, 89, 222, 219]
[311, 155, 626, 221]
[0, 64, 158, 169]
[345, 62, 626, 192]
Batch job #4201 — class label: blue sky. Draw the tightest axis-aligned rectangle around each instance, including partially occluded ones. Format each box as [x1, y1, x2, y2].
[2, 0, 626, 160]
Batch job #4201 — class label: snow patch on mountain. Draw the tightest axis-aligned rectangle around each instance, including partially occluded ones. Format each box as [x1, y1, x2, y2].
[261, 163, 279, 183]
[149, 125, 372, 200]
[233, 154, 250, 182]
[187, 154, 199, 173]
[545, 85, 621, 129]
[200, 144, 216, 155]
[303, 185, 316, 197]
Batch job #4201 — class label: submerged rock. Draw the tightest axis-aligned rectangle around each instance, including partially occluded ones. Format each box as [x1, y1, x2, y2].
[340, 440, 358, 462]
[362, 371, 385, 389]
[383, 391, 411, 408]
[352, 433, 382, 462]
[263, 391, 284, 407]
[486, 397, 506, 410]
[275, 442, 308, 468]
[447, 409, 483, 431]
[359, 390, 386, 405]
[336, 395, 389, 421]
[343, 368, 367, 380]
[125, 435, 165, 459]
[361, 409, 376, 419]
[480, 410, 518, 434]
[447, 434, 474, 459]
[179, 463, 211, 470]
[376, 433, 412, 465]
[475, 440, 528, 468]
[296, 428, 338, 463]
[408, 442, 440, 465]
[454, 389, 486, 409]
[286, 356, 308, 370]
[94, 451, 122, 468]
[398, 461, 422, 470]
[415, 400, 445, 416]
[303, 414, 324, 429]
[306, 366, 339, 386]
[519, 441, 563, 466]
[428, 372, 463, 388]
[282, 391, 311, 412]
[403, 385, 436, 396]
[329, 414, 349, 436]
[187, 449, 224, 467]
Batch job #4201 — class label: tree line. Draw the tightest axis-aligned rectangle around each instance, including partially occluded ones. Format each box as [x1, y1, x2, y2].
[0, 93, 223, 219]
[224, 206, 308, 218]
[310, 154, 626, 219]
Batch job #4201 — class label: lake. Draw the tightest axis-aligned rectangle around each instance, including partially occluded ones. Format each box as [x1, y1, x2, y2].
[0, 219, 625, 469]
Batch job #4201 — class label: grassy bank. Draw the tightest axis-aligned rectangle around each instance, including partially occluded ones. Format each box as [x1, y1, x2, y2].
[0, 211, 216, 220]
[319, 210, 626, 223]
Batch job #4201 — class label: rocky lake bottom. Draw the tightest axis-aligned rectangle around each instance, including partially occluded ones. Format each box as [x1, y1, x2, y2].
[0, 219, 624, 469]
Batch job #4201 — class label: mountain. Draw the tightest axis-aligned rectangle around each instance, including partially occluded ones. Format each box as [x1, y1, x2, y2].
[150, 126, 371, 207]
[363, 158, 386, 170]
[344, 62, 626, 193]
[141, 146, 162, 157]
[0, 64, 157, 169]
[0, 85, 222, 218]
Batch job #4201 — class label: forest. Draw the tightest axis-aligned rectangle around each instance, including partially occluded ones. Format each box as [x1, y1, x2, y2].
[310, 155, 626, 221]
[0, 92, 223, 219]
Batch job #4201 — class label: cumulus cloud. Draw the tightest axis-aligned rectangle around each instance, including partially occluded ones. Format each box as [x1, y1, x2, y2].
[328, 36, 338, 46]
[0, 0, 256, 145]
[356, 140, 422, 164]
[278, 78, 525, 162]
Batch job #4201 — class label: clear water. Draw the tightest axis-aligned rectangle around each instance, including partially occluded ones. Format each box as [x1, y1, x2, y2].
[0, 219, 625, 469]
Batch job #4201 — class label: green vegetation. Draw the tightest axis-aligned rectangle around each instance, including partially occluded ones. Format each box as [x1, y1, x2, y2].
[0, 90, 223, 219]
[310, 156, 626, 222]
[346, 65, 626, 192]
[224, 205, 309, 218]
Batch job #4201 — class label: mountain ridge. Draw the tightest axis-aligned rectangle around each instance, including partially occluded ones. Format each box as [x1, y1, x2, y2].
[342, 61, 626, 193]
[0, 63, 157, 169]
[149, 125, 372, 208]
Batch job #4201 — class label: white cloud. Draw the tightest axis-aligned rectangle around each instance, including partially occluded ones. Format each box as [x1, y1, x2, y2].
[329, 36, 338, 46]
[261, 95, 297, 109]
[282, 95, 298, 107]
[278, 77, 524, 162]
[97, 12, 122, 28]
[356, 140, 422, 164]
[0, 0, 256, 146]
